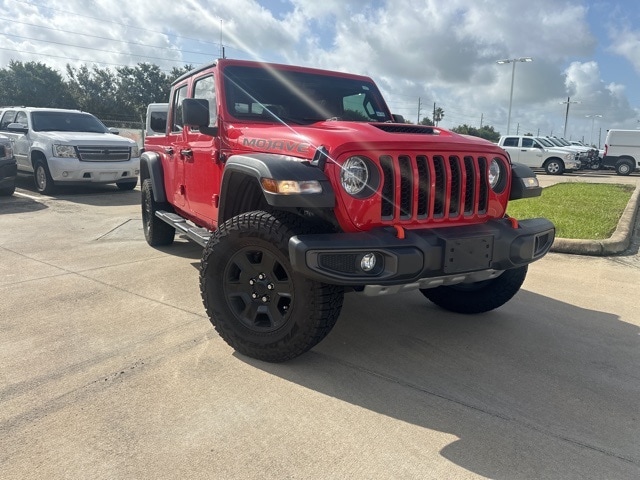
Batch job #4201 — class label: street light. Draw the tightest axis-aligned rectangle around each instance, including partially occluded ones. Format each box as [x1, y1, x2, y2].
[585, 114, 602, 146]
[496, 57, 533, 135]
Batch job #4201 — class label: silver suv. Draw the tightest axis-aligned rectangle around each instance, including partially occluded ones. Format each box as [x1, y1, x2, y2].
[0, 107, 140, 194]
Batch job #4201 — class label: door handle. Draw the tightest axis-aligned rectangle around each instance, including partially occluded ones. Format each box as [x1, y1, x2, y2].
[180, 149, 193, 157]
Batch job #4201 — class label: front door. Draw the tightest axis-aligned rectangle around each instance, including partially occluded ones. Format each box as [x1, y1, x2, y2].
[183, 74, 222, 229]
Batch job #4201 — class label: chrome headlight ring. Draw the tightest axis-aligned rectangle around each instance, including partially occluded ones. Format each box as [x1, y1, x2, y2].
[340, 155, 379, 198]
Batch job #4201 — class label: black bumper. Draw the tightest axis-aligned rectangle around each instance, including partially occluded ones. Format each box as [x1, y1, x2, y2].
[289, 218, 555, 285]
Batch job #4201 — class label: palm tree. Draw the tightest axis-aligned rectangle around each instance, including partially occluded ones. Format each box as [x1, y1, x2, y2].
[433, 107, 445, 126]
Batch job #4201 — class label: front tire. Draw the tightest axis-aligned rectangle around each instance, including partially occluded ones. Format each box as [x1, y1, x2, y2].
[420, 266, 528, 314]
[200, 211, 344, 362]
[0, 181, 15, 196]
[141, 179, 175, 246]
[544, 158, 564, 175]
[34, 159, 55, 194]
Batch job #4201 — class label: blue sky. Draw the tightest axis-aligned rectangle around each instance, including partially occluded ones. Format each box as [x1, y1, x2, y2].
[1, 0, 638, 145]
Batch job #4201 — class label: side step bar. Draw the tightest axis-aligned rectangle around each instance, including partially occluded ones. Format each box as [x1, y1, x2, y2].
[155, 210, 212, 247]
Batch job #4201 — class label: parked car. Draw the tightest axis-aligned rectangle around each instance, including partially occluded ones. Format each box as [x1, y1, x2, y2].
[602, 129, 640, 175]
[145, 103, 168, 139]
[0, 107, 140, 194]
[0, 134, 17, 196]
[546, 136, 600, 169]
[498, 135, 580, 174]
[570, 140, 604, 163]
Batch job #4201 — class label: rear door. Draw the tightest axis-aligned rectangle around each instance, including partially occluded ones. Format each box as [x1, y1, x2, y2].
[516, 137, 545, 168]
[499, 136, 522, 162]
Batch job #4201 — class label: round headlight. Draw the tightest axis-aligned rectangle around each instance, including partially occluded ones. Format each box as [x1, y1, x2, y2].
[488, 158, 501, 189]
[341, 156, 370, 196]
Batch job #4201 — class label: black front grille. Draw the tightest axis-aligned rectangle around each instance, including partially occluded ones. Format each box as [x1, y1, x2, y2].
[77, 146, 131, 162]
[380, 154, 490, 222]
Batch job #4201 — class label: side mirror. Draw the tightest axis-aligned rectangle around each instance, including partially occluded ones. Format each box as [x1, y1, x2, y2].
[108, 127, 120, 135]
[392, 114, 405, 123]
[183, 98, 218, 136]
[7, 122, 29, 134]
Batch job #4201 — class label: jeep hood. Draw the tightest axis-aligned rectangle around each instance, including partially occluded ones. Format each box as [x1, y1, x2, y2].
[226, 121, 506, 161]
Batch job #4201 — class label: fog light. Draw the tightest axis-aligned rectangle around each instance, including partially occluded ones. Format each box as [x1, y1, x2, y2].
[62, 171, 69, 177]
[360, 253, 377, 272]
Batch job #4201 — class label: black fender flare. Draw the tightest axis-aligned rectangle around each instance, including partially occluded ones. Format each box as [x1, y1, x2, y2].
[219, 153, 335, 222]
[509, 162, 542, 200]
[140, 151, 167, 203]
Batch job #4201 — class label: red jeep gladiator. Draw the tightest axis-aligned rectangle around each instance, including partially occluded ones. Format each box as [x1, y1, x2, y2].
[141, 58, 554, 362]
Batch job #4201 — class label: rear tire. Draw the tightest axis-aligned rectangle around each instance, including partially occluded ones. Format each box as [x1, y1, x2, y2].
[141, 179, 175, 246]
[34, 159, 55, 194]
[200, 211, 344, 362]
[420, 266, 528, 314]
[615, 160, 634, 176]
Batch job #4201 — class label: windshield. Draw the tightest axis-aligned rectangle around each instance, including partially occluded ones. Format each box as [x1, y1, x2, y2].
[222, 65, 391, 124]
[536, 137, 555, 147]
[32, 112, 109, 133]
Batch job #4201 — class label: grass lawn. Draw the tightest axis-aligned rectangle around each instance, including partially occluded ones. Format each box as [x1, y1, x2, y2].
[506, 183, 635, 240]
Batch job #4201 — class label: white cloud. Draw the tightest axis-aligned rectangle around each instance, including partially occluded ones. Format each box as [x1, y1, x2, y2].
[609, 27, 640, 74]
[1, 0, 638, 139]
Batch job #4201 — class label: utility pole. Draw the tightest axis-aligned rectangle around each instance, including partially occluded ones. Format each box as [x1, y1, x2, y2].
[417, 97, 422, 124]
[560, 96, 580, 137]
[480, 113, 483, 129]
[433, 102, 436, 125]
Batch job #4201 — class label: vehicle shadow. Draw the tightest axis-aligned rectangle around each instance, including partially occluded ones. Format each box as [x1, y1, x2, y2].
[14, 174, 140, 207]
[0, 192, 48, 214]
[238, 289, 640, 479]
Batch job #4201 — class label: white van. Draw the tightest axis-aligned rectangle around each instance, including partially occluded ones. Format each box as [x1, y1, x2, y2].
[602, 129, 640, 175]
[145, 103, 168, 138]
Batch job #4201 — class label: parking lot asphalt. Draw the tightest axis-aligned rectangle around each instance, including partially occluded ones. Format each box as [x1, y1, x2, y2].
[1, 172, 639, 479]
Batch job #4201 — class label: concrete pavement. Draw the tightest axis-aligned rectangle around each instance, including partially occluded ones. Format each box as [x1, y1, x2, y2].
[1, 174, 639, 479]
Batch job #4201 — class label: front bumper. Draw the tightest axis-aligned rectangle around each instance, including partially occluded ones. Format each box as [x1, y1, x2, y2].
[289, 218, 555, 286]
[48, 157, 140, 184]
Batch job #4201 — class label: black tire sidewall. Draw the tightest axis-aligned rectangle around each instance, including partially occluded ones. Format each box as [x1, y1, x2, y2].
[421, 265, 528, 314]
[200, 212, 343, 361]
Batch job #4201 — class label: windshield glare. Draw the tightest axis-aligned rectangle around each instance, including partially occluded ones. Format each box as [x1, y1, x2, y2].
[222, 65, 391, 124]
[32, 112, 109, 133]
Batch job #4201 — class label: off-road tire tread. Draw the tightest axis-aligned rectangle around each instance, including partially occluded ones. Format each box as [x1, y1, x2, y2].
[141, 179, 175, 246]
[200, 210, 343, 362]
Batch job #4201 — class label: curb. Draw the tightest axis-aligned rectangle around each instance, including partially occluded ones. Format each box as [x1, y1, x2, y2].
[550, 182, 640, 256]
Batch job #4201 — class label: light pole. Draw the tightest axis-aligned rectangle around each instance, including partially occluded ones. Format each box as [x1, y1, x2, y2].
[585, 114, 602, 145]
[496, 57, 532, 135]
[560, 97, 580, 138]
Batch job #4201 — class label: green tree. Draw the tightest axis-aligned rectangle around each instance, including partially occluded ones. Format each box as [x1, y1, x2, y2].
[419, 116, 434, 126]
[116, 63, 175, 124]
[433, 107, 445, 126]
[0, 60, 75, 108]
[66, 64, 122, 120]
[451, 124, 501, 142]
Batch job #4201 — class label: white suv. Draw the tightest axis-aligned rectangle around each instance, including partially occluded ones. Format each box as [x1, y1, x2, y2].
[0, 107, 140, 194]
